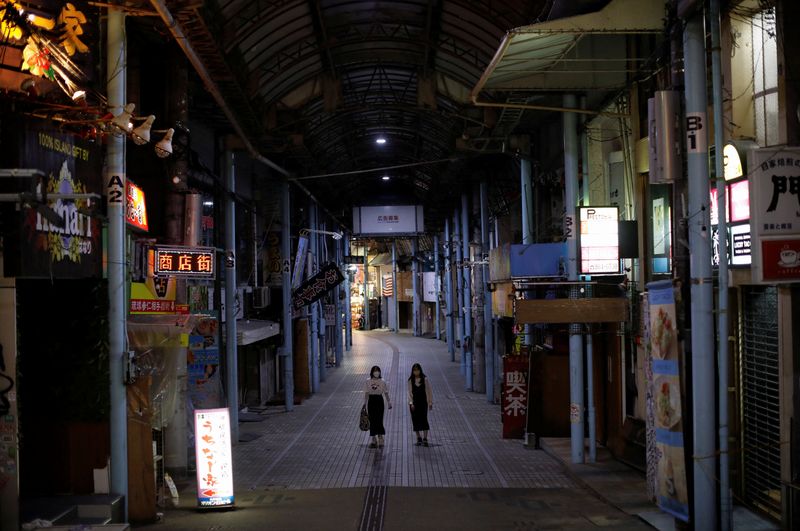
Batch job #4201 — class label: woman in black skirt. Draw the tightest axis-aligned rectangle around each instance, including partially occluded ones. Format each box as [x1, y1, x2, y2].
[407, 363, 433, 446]
[364, 365, 392, 448]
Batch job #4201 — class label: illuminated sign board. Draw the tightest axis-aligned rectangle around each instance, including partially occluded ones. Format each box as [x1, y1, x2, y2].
[126, 180, 148, 231]
[154, 246, 215, 279]
[731, 224, 752, 266]
[194, 408, 234, 508]
[579, 207, 620, 275]
[723, 143, 744, 181]
[352, 205, 424, 235]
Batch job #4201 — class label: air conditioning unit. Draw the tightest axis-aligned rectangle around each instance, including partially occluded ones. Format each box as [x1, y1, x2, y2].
[252, 286, 270, 309]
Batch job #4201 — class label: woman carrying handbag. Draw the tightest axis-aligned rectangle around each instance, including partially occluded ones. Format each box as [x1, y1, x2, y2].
[363, 365, 392, 448]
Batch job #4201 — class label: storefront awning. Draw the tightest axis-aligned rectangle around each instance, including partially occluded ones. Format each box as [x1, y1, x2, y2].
[472, 0, 663, 99]
[236, 319, 279, 346]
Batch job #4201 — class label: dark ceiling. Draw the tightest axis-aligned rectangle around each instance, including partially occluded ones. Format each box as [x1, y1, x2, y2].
[165, 0, 611, 231]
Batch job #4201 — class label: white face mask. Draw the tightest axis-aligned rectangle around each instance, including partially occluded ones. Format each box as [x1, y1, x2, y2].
[372, 372, 380, 378]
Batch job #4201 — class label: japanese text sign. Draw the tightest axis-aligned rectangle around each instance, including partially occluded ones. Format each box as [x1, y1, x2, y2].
[749, 147, 800, 237]
[292, 262, 345, 310]
[154, 246, 215, 279]
[125, 180, 148, 231]
[194, 408, 234, 508]
[579, 206, 620, 275]
[501, 356, 529, 439]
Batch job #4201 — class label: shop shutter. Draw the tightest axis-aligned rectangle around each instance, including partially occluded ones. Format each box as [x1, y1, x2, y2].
[740, 285, 781, 519]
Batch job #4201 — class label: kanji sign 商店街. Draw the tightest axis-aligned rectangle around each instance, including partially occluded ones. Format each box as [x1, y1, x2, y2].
[154, 246, 216, 279]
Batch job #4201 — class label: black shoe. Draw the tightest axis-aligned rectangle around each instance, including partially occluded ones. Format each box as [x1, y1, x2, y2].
[416, 438, 422, 446]
[423, 439, 429, 447]
[369, 442, 377, 448]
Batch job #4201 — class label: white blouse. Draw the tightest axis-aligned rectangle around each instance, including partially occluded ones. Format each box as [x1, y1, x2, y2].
[364, 378, 391, 407]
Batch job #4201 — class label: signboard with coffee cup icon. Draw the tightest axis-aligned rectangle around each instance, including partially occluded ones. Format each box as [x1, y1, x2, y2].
[749, 147, 800, 283]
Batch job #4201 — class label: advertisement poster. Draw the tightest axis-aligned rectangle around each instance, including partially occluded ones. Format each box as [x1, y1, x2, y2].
[188, 318, 221, 409]
[194, 408, 234, 508]
[3, 122, 102, 278]
[264, 231, 283, 286]
[749, 147, 800, 282]
[130, 278, 177, 314]
[647, 280, 688, 521]
[501, 355, 529, 439]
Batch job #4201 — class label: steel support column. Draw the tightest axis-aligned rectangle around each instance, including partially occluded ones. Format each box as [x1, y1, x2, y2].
[412, 237, 420, 336]
[318, 217, 327, 383]
[586, 328, 596, 462]
[281, 181, 294, 411]
[345, 235, 352, 350]
[564, 94, 584, 464]
[434, 234, 441, 340]
[521, 158, 534, 347]
[461, 193, 473, 391]
[685, 14, 716, 529]
[454, 209, 464, 371]
[309, 203, 320, 393]
[334, 236, 344, 367]
[445, 219, 455, 361]
[392, 240, 399, 333]
[106, 7, 128, 514]
[480, 181, 494, 401]
[710, 1, 730, 527]
[224, 151, 240, 443]
[363, 247, 370, 330]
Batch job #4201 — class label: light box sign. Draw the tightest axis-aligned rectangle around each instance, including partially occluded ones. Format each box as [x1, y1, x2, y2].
[125, 180, 148, 231]
[579, 207, 620, 275]
[154, 245, 215, 279]
[749, 147, 800, 283]
[353, 205, 424, 235]
[194, 408, 234, 508]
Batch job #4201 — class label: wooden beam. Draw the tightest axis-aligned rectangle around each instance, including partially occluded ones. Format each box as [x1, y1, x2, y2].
[515, 298, 628, 324]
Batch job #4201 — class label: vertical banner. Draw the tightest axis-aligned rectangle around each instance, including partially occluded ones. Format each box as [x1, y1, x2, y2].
[641, 293, 658, 501]
[647, 280, 688, 521]
[501, 355, 529, 439]
[194, 408, 235, 508]
[188, 318, 222, 409]
[291, 234, 309, 289]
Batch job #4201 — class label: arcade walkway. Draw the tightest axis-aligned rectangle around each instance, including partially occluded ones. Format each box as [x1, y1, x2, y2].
[138, 331, 650, 530]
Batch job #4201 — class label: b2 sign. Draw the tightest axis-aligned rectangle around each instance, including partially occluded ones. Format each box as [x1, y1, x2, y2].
[579, 207, 620, 275]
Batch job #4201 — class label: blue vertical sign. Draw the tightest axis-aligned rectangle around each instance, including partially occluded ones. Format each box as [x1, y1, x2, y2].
[647, 280, 689, 522]
[291, 234, 309, 289]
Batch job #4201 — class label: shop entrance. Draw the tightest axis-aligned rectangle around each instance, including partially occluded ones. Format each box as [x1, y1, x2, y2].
[740, 286, 781, 520]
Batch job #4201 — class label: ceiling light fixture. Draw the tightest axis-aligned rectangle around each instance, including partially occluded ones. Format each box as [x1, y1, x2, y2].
[131, 115, 155, 145]
[382, 175, 390, 181]
[375, 137, 386, 145]
[110, 102, 135, 133]
[155, 128, 174, 158]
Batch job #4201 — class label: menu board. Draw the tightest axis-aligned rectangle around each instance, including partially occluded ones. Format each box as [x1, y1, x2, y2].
[194, 408, 235, 508]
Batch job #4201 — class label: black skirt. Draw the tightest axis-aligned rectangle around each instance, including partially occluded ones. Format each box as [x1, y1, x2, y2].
[367, 394, 385, 436]
[410, 381, 430, 432]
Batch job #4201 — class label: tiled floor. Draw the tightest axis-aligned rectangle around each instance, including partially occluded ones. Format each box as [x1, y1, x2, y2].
[233, 330, 575, 491]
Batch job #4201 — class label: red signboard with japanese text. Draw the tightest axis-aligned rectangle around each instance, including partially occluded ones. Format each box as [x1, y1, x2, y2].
[125, 180, 148, 231]
[760, 238, 800, 281]
[194, 408, 234, 508]
[502, 356, 529, 439]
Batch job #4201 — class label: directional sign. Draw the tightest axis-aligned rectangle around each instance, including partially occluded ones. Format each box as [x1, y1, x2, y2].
[292, 262, 345, 310]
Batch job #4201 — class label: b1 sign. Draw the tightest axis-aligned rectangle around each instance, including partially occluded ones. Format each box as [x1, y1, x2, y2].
[353, 205, 424, 235]
[194, 408, 234, 508]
